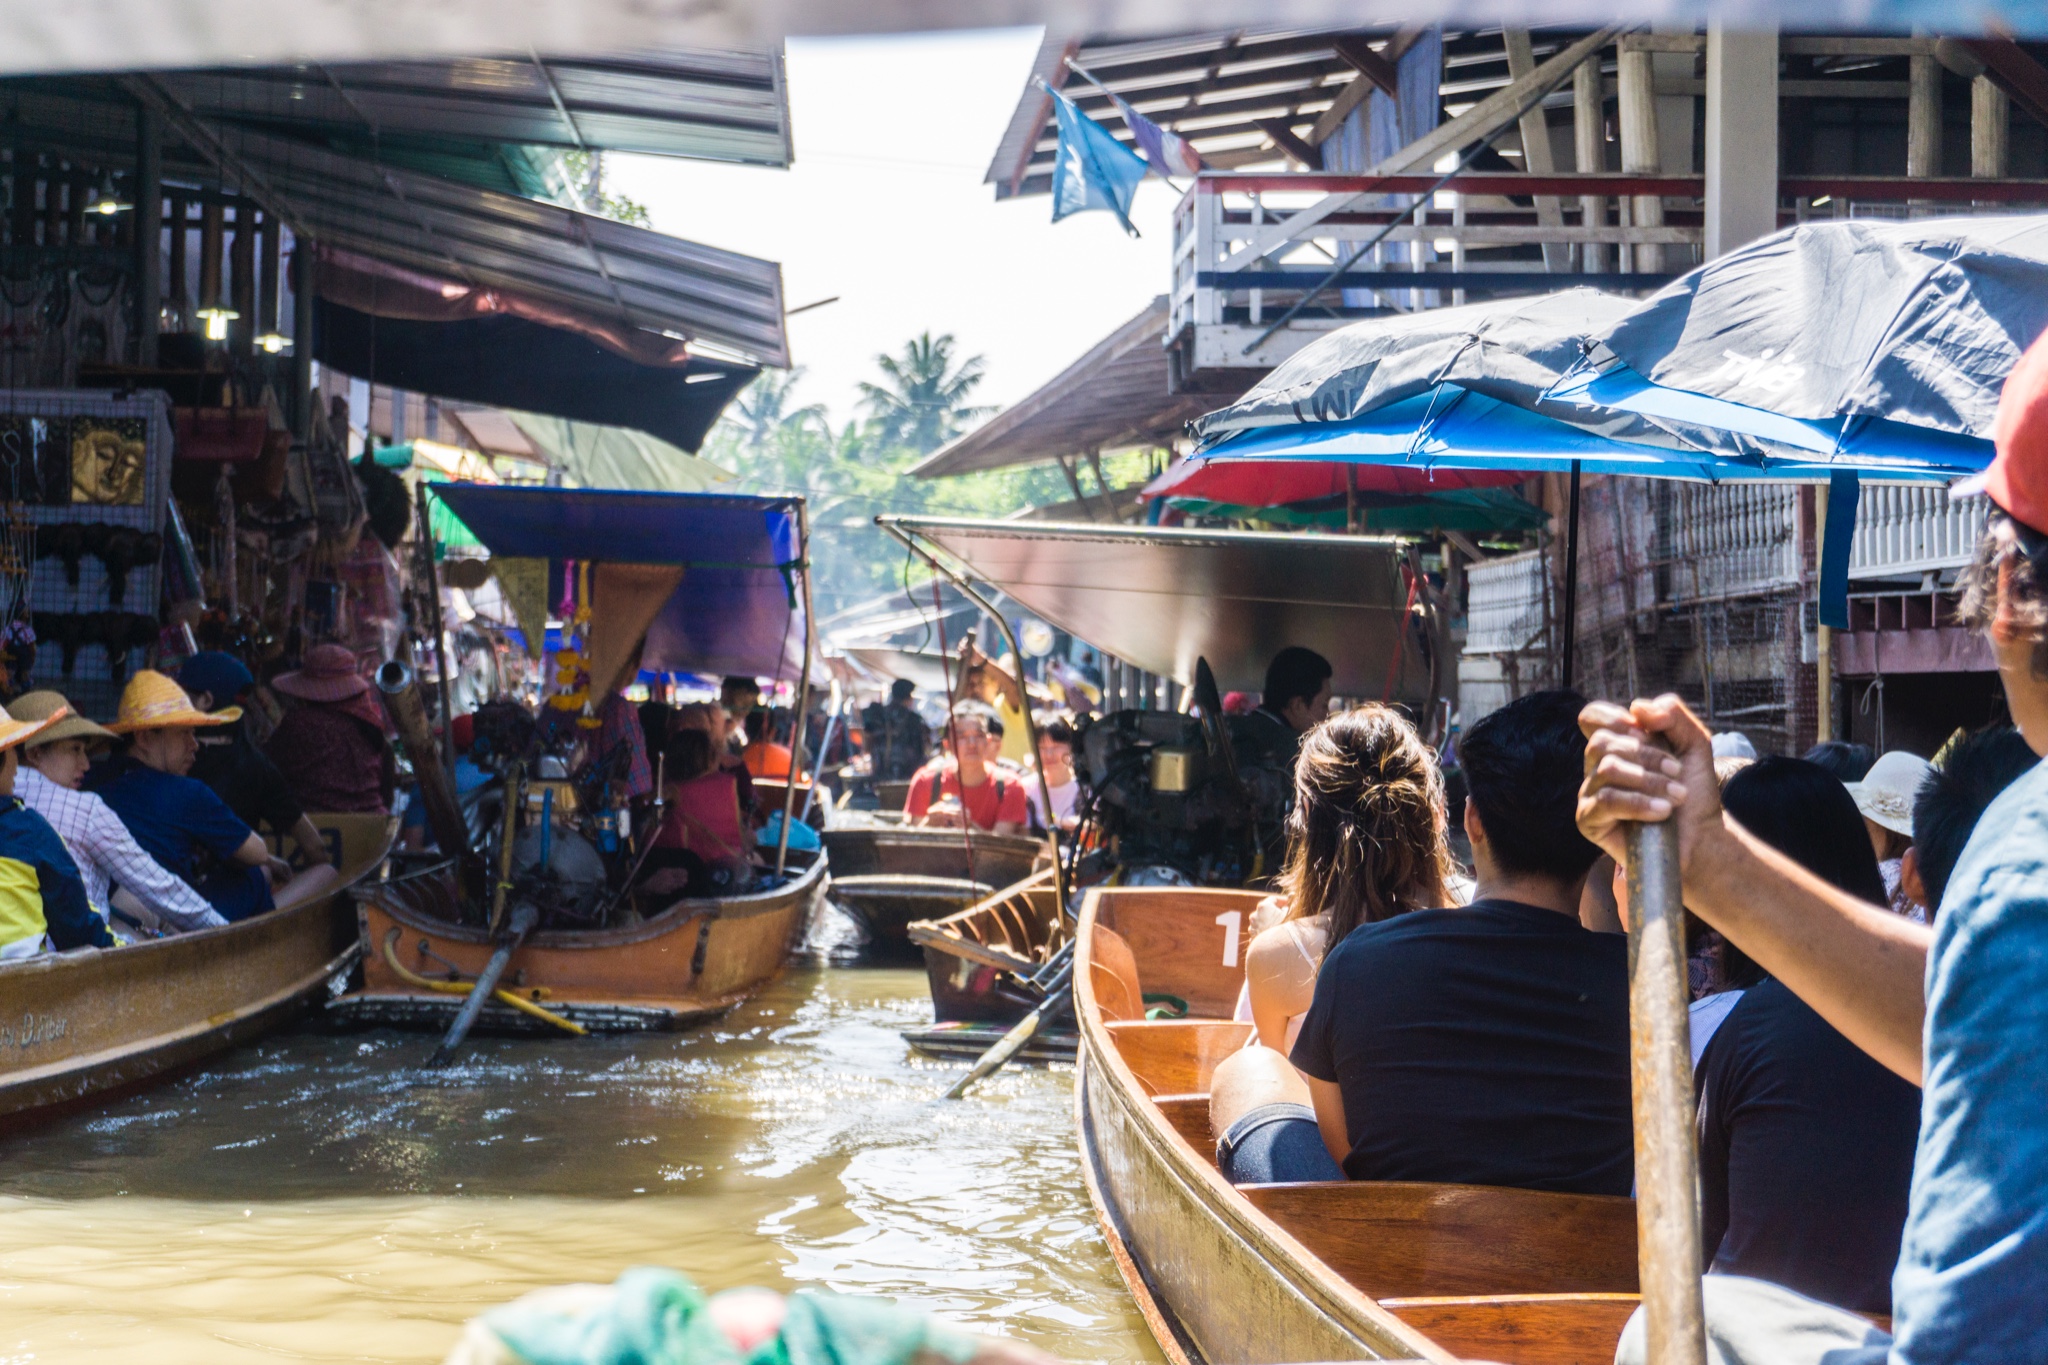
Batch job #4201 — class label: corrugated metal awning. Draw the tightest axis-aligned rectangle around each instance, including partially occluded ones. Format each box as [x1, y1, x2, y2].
[153, 50, 792, 169]
[912, 297, 1249, 478]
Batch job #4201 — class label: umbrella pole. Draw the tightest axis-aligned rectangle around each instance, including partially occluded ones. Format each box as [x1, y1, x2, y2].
[1562, 460, 1582, 690]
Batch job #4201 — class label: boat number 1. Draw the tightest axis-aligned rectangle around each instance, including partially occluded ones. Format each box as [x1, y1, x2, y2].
[1215, 911, 1242, 968]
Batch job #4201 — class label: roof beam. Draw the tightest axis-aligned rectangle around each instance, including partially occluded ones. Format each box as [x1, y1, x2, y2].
[1955, 39, 2048, 132]
[1332, 34, 1400, 97]
[119, 73, 304, 236]
[1255, 117, 1323, 170]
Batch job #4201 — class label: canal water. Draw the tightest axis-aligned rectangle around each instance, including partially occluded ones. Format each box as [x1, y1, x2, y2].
[0, 927, 1160, 1365]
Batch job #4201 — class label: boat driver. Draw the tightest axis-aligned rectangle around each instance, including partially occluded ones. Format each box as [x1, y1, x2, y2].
[1238, 647, 1334, 766]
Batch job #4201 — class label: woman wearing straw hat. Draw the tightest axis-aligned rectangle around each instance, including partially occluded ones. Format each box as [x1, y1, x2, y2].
[264, 644, 394, 816]
[0, 698, 112, 959]
[92, 671, 310, 923]
[9, 691, 228, 937]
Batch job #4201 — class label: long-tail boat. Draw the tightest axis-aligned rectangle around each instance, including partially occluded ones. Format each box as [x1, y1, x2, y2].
[328, 485, 830, 1046]
[822, 813, 1044, 946]
[1076, 885, 1642, 1365]
[0, 811, 396, 1125]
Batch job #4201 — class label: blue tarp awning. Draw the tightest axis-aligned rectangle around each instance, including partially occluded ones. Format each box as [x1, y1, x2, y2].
[430, 483, 808, 680]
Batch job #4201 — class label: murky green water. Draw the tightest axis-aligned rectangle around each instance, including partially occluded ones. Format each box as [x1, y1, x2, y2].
[0, 946, 1159, 1365]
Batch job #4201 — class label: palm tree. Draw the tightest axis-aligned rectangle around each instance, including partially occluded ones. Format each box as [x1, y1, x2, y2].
[858, 333, 993, 455]
[730, 367, 827, 449]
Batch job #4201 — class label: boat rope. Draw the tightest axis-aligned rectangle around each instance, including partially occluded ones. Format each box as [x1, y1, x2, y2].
[1380, 557, 1421, 703]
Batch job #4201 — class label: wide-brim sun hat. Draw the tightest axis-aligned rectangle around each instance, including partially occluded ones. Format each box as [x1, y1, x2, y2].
[9, 690, 116, 747]
[272, 642, 370, 703]
[0, 697, 65, 751]
[106, 669, 243, 733]
[1845, 749, 1935, 839]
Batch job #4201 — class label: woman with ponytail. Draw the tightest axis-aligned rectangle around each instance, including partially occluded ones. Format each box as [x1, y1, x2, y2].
[1211, 705, 1456, 1183]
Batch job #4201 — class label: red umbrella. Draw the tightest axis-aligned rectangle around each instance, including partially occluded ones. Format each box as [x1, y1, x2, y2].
[1141, 457, 1526, 506]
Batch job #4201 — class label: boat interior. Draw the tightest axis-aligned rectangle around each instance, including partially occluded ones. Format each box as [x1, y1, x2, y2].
[907, 866, 1067, 974]
[1083, 887, 1642, 1365]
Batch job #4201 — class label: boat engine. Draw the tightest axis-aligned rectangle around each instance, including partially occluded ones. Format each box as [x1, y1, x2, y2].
[1072, 709, 1294, 886]
[506, 820, 611, 925]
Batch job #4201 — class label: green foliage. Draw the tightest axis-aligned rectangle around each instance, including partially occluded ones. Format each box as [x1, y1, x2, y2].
[557, 149, 653, 228]
[702, 346, 1156, 618]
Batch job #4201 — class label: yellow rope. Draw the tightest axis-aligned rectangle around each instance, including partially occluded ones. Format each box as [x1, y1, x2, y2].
[380, 929, 588, 1036]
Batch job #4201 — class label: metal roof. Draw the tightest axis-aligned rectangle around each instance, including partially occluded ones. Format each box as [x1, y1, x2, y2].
[0, 75, 790, 365]
[986, 27, 1588, 199]
[912, 297, 1252, 479]
[152, 51, 792, 169]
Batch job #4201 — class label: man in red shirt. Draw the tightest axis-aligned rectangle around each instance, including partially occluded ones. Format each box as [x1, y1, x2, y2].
[904, 702, 1029, 835]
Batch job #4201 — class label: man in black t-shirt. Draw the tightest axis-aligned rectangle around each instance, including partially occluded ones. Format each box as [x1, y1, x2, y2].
[1287, 690, 1633, 1195]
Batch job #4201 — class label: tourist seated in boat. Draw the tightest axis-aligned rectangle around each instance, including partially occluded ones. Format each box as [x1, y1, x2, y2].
[0, 698, 112, 959]
[674, 702, 759, 825]
[8, 691, 227, 938]
[1579, 346, 2048, 1365]
[1902, 724, 2036, 920]
[742, 708, 795, 780]
[1683, 756, 1920, 1316]
[861, 679, 930, 784]
[264, 644, 396, 815]
[720, 675, 762, 757]
[1245, 690, 1631, 1193]
[178, 652, 336, 878]
[1208, 705, 1455, 1185]
[1238, 647, 1335, 767]
[641, 728, 756, 898]
[92, 671, 310, 923]
[1846, 749, 1934, 919]
[904, 702, 1027, 835]
[1025, 714, 1080, 833]
[956, 641, 1033, 767]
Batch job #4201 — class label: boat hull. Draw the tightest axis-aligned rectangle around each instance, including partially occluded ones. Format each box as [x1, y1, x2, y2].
[822, 823, 1044, 943]
[332, 850, 827, 1032]
[0, 813, 397, 1126]
[1075, 887, 1642, 1365]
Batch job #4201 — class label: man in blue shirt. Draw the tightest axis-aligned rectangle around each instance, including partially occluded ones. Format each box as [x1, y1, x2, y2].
[1580, 334, 2048, 1363]
[96, 671, 290, 923]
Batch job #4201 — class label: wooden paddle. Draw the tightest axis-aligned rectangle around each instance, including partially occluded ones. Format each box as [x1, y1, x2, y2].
[1625, 816, 1707, 1365]
[427, 900, 539, 1067]
[943, 950, 1074, 1100]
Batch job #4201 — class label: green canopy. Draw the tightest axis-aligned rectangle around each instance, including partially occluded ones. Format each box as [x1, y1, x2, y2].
[1167, 487, 1546, 535]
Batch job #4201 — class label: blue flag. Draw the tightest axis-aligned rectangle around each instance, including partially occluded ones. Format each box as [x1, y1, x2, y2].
[1045, 84, 1147, 237]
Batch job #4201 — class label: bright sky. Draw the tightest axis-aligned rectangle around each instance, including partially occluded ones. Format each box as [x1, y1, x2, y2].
[608, 28, 1176, 426]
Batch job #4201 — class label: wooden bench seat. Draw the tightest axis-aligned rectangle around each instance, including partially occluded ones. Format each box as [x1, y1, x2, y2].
[1380, 1293, 1640, 1365]
[1105, 1018, 1252, 1095]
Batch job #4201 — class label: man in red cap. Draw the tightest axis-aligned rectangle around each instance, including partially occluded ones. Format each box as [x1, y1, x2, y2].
[1581, 337, 2048, 1363]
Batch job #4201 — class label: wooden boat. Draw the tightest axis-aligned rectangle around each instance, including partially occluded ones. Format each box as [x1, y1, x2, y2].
[0, 812, 397, 1126]
[821, 814, 1046, 945]
[332, 848, 828, 1033]
[902, 868, 1078, 1060]
[1076, 886, 1642, 1365]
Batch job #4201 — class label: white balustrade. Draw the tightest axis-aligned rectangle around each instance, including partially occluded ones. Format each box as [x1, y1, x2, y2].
[1464, 548, 1549, 656]
[1664, 484, 1802, 602]
[1848, 484, 1989, 580]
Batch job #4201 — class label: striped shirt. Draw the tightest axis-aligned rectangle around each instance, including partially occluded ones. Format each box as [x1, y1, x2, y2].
[16, 767, 226, 933]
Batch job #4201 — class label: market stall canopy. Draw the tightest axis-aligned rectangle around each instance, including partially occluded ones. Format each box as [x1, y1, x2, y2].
[430, 484, 808, 679]
[912, 297, 1250, 479]
[0, 6, 2042, 76]
[881, 515, 1435, 705]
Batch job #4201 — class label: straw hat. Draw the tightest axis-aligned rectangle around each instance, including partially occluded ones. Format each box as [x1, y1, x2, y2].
[0, 697, 65, 751]
[272, 643, 370, 703]
[1845, 750, 1935, 839]
[9, 690, 116, 747]
[106, 669, 242, 733]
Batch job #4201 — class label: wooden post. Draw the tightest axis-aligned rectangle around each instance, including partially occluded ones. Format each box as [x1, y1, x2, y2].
[1574, 55, 1606, 274]
[258, 210, 281, 343]
[1908, 54, 1943, 179]
[230, 199, 255, 354]
[1617, 46, 1663, 273]
[166, 196, 188, 332]
[1503, 29, 1568, 273]
[1626, 817, 1709, 1365]
[134, 104, 162, 367]
[198, 201, 223, 325]
[1816, 480, 1833, 745]
[291, 231, 313, 440]
[1973, 76, 2010, 179]
[1704, 24, 1780, 259]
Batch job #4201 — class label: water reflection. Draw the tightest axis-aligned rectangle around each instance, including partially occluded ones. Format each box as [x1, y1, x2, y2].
[0, 962, 1158, 1365]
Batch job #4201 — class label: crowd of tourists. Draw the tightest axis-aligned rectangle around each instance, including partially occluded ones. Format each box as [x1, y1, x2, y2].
[1198, 335, 2048, 1364]
[0, 645, 392, 959]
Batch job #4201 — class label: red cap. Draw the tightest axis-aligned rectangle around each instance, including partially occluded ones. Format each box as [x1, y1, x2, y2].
[1963, 329, 2048, 535]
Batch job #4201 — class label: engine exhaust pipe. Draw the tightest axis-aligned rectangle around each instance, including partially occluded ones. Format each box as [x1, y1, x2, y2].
[377, 659, 474, 866]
